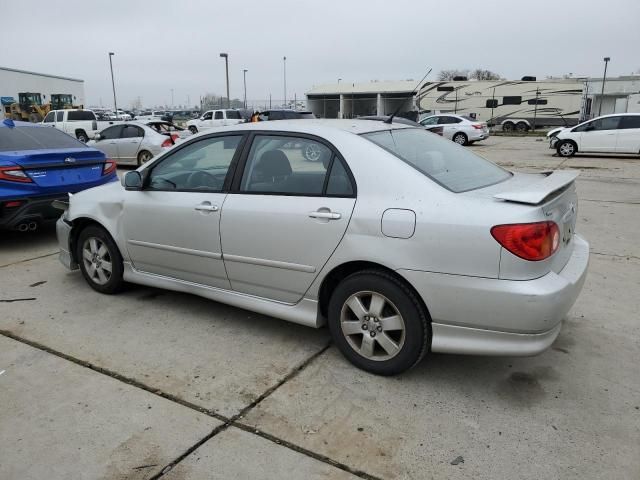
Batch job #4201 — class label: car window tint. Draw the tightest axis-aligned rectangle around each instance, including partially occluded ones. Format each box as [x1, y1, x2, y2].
[438, 116, 454, 124]
[362, 128, 511, 193]
[620, 116, 640, 129]
[148, 135, 241, 191]
[240, 135, 332, 195]
[0, 126, 86, 151]
[56, 111, 64, 122]
[226, 110, 241, 119]
[269, 111, 284, 120]
[122, 126, 143, 138]
[326, 157, 354, 196]
[214, 111, 224, 120]
[101, 125, 123, 140]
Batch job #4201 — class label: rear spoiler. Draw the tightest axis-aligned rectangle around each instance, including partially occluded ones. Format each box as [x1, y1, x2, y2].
[494, 170, 579, 205]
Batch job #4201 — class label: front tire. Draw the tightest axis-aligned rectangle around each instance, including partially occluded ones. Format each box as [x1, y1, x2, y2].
[76, 225, 124, 294]
[557, 140, 577, 157]
[328, 270, 430, 376]
[453, 132, 468, 146]
[188, 126, 198, 134]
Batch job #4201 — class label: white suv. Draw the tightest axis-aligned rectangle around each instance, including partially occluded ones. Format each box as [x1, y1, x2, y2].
[549, 114, 640, 157]
[186, 109, 244, 133]
[419, 114, 489, 146]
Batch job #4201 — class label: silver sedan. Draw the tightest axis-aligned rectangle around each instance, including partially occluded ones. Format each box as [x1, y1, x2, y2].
[88, 121, 179, 166]
[56, 120, 588, 375]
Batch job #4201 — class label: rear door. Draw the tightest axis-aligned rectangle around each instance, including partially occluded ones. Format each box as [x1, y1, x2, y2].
[574, 116, 620, 152]
[220, 133, 356, 303]
[438, 115, 462, 139]
[212, 110, 225, 127]
[115, 125, 144, 164]
[616, 115, 640, 153]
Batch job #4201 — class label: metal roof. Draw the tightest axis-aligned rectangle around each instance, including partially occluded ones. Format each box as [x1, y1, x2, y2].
[307, 80, 419, 96]
[0, 66, 84, 83]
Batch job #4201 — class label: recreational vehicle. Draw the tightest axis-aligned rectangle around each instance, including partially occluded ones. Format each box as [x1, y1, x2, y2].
[417, 79, 584, 130]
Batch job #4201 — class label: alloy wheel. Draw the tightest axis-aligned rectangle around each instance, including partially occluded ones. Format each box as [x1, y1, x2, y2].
[559, 142, 575, 156]
[303, 143, 322, 161]
[454, 134, 466, 145]
[82, 237, 113, 286]
[340, 291, 406, 361]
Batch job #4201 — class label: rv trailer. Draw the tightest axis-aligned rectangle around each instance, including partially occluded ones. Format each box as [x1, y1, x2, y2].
[417, 79, 585, 130]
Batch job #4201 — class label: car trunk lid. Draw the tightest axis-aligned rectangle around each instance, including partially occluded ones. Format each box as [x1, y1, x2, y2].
[3, 148, 106, 188]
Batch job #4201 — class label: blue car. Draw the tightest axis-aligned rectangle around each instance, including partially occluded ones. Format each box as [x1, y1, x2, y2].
[0, 119, 117, 231]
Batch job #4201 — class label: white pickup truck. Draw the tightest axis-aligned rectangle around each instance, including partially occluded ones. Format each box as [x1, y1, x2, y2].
[42, 109, 99, 143]
[186, 109, 244, 133]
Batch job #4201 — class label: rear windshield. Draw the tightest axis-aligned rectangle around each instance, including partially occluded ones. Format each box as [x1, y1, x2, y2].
[226, 110, 242, 119]
[362, 128, 510, 192]
[0, 126, 87, 152]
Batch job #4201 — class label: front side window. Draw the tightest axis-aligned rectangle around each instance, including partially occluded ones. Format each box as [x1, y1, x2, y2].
[362, 128, 511, 193]
[43, 112, 55, 123]
[202, 111, 213, 120]
[240, 135, 347, 196]
[576, 116, 620, 132]
[147, 135, 242, 191]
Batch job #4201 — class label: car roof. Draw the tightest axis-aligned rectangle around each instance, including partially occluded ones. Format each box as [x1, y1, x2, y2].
[230, 119, 412, 135]
[359, 115, 420, 126]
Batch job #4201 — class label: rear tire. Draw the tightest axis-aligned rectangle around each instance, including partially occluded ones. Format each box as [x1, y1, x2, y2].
[189, 126, 198, 134]
[76, 130, 88, 143]
[502, 122, 515, 132]
[76, 225, 124, 294]
[453, 132, 468, 146]
[137, 150, 153, 166]
[557, 140, 577, 157]
[516, 121, 529, 132]
[327, 270, 430, 376]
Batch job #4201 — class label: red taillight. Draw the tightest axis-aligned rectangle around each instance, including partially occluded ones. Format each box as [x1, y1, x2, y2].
[4, 200, 23, 208]
[171, 134, 179, 141]
[161, 138, 174, 147]
[102, 160, 117, 176]
[491, 221, 560, 261]
[0, 166, 33, 183]
[472, 124, 484, 129]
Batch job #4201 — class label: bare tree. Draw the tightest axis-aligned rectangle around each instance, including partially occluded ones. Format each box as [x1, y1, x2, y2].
[438, 69, 470, 81]
[469, 69, 502, 80]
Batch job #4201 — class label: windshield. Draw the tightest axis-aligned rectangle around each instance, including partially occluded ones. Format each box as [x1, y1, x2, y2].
[362, 128, 510, 192]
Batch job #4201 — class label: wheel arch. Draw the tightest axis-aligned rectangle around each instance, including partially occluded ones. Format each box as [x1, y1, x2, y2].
[317, 260, 431, 323]
[68, 216, 120, 264]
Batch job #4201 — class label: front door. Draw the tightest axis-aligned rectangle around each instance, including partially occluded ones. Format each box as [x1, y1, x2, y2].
[95, 125, 124, 160]
[220, 133, 357, 303]
[575, 116, 620, 153]
[122, 133, 245, 288]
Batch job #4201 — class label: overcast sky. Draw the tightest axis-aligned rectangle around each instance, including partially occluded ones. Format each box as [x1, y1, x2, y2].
[2, 0, 638, 108]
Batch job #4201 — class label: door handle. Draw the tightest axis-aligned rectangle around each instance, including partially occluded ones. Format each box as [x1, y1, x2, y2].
[309, 210, 341, 220]
[195, 202, 219, 212]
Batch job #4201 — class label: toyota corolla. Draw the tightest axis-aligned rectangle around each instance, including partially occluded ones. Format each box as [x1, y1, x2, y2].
[56, 119, 588, 375]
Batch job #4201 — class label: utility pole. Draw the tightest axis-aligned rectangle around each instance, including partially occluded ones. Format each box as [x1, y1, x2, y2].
[220, 53, 230, 108]
[283, 56, 287, 108]
[532, 87, 540, 131]
[598, 57, 610, 116]
[243, 69, 248, 109]
[108, 52, 118, 115]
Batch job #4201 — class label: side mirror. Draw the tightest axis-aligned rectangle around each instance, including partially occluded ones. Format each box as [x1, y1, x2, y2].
[123, 171, 143, 190]
[93, 133, 102, 140]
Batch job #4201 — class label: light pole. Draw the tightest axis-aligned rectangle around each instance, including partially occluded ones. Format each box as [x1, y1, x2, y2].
[243, 69, 248, 109]
[108, 52, 118, 116]
[598, 56, 610, 116]
[220, 53, 230, 108]
[338, 78, 342, 84]
[283, 56, 287, 108]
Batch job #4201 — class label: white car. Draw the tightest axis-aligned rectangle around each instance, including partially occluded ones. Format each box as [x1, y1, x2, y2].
[419, 114, 489, 145]
[548, 113, 640, 157]
[186, 109, 244, 134]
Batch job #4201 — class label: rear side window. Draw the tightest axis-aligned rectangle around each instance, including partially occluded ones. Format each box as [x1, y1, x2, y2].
[214, 111, 224, 120]
[100, 125, 123, 140]
[56, 111, 64, 121]
[67, 110, 95, 121]
[620, 116, 640, 129]
[0, 126, 86, 151]
[226, 110, 241, 119]
[362, 128, 511, 193]
[269, 111, 284, 120]
[123, 126, 144, 138]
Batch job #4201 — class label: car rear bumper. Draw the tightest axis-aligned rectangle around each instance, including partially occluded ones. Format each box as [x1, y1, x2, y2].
[469, 131, 490, 141]
[399, 234, 589, 355]
[0, 194, 68, 230]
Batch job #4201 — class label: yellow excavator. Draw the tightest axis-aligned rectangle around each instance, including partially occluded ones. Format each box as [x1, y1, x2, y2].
[3, 92, 82, 122]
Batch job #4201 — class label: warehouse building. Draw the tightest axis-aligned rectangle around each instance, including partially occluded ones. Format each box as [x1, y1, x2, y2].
[583, 75, 640, 119]
[0, 66, 85, 109]
[306, 80, 418, 119]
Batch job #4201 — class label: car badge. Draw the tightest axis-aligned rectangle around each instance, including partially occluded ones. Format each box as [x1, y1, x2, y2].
[64, 157, 76, 163]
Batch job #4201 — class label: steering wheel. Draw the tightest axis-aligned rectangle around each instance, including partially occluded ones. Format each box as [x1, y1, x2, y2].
[186, 170, 221, 190]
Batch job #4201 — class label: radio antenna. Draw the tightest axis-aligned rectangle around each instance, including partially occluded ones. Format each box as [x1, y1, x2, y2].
[384, 67, 432, 124]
